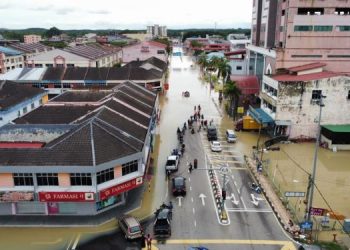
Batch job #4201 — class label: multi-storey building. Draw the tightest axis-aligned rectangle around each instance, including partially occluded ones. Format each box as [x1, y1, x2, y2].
[0, 80, 48, 127]
[147, 25, 167, 38]
[248, 0, 350, 79]
[122, 41, 168, 63]
[23, 35, 42, 44]
[0, 82, 158, 218]
[0, 46, 24, 74]
[7, 42, 53, 64]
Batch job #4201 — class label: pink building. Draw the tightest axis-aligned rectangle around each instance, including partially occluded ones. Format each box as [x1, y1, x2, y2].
[248, 0, 350, 77]
[122, 41, 168, 64]
[184, 38, 231, 53]
[24, 35, 42, 44]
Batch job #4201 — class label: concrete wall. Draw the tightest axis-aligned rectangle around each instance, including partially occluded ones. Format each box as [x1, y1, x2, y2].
[275, 76, 350, 138]
[0, 173, 14, 187]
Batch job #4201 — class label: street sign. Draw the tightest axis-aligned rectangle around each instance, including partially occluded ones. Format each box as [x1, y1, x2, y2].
[237, 107, 244, 114]
[284, 191, 305, 197]
[300, 221, 313, 230]
[310, 207, 325, 216]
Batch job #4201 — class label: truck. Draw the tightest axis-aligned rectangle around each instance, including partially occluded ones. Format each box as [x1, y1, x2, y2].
[165, 155, 179, 172]
[153, 208, 172, 238]
[235, 115, 261, 131]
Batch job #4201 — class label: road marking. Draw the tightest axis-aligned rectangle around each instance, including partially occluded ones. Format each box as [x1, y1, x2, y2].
[231, 174, 234, 180]
[191, 197, 194, 203]
[71, 234, 81, 250]
[177, 196, 183, 207]
[199, 193, 206, 206]
[230, 193, 239, 205]
[188, 177, 191, 182]
[31, 238, 63, 245]
[240, 196, 247, 209]
[193, 207, 195, 214]
[65, 235, 75, 250]
[194, 220, 197, 227]
[159, 239, 296, 249]
[226, 208, 272, 213]
[234, 181, 238, 187]
[237, 188, 240, 194]
[190, 186, 192, 191]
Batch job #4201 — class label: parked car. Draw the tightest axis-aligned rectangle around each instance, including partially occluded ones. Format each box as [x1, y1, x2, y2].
[154, 208, 172, 238]
[210, 141, 222, 152]
[172, 176, 186, 196]
[226, 129, 237, 143]
[207, 124, 217, 141]
[118, 215, 143, 240]
[165, 155, 180, 172]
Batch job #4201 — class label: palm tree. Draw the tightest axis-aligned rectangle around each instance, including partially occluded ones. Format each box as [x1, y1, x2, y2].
[224, 79, 241, 119]
[217, 58, 232, 83]
[197, 53, 208, 71]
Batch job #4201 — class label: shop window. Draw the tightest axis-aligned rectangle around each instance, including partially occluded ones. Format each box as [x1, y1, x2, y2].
[70, 173, 92, 186]
[337, 26, 350, 31]
[314, 26, 333, 32]
[14, 173, 34, 186]
[122, 160, 138, 176]
[36, 173, 58, 186]
[97, 168, 114, 184]
[294, 25, 313, 32]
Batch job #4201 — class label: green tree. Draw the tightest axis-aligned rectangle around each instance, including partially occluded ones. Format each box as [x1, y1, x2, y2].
[217, 58, 232, 82]
[197, 53, 208, 70]
[224, 79, 241, 119]
[190, 40, 203, 48]
[44, 27, 62, 38]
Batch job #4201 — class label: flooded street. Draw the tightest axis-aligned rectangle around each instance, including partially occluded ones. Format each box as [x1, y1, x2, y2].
[157, 47, 350, 225]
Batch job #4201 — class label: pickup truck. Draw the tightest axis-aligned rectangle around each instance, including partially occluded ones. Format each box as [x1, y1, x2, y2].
[153, 208, 172, 238]
[165, 155, 179, 172]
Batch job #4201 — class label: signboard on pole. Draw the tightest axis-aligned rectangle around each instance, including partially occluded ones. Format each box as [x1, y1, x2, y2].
[284, 191, 305, 197]
[310, 207, 325, 216]
[300, 221, 313, 230]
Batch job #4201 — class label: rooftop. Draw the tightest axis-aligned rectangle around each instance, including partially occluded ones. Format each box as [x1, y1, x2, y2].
[322, 125, 350, 133]
[0, 80, 46, 111]
[271, 71, 341, 82]
[0, 46, 22, 56]
[64, 44, 114, 60]
[287, 62, 327, 73]
[8, 42, 52, 54]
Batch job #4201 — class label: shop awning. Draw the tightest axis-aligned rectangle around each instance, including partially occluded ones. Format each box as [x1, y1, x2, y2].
[248, 106, 274, 125]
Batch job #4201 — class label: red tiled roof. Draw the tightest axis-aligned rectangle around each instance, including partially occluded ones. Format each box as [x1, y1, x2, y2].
[0, 142, 44, 148]
[272, 71, 340, 82]
[225, 49, 246, 56]
[230, 75, 259, 95]
[147, 41, 167, 48]
[287, 62, 326, 73]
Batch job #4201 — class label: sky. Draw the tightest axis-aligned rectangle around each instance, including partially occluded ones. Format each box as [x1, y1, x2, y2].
[0, 0, 252, 30]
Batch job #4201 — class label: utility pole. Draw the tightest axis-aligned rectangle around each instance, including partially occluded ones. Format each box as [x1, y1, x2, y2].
[306, 95, 325, 222]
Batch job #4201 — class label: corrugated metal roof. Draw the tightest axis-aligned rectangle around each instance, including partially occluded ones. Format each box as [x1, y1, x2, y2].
[272, 72, 340, 82]
[0, 46, 23, 56]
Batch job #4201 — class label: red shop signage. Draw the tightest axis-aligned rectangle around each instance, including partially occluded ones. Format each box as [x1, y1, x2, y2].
[100, 177, 143, 200]
[39, 192, 95, 202]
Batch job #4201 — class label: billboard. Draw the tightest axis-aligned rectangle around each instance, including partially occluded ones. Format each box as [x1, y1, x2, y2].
[99, 177, 143, 200]
[0, 191, 34, 202]
[39, 192, 95, 202]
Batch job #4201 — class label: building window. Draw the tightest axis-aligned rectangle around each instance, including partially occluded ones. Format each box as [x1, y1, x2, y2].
[36, 173, 59, 186]
[291, 55, 322, 58]
[122, 160, 138, 176]
[46, 64, 53, 67]
[34, 64, 43, 67]
[67, 64, 74, 67]
[337, 26, 350, 31]
[348, 90, 350, 100]
[31, 103, 35, 109]
[311, 90, 322, 100]
[14, 173, 34, 186]
[70, 173, 92, 186]
[97, 168, 114, 184]
[281, 9, 285, 16]
[294, 25, 313, 32]
[236, 66, 242, 70]
[314, 26, 333, 32]
[17, 110, 21, 117]
[157, 50, 165, 54]
[23, 107, 28, 114]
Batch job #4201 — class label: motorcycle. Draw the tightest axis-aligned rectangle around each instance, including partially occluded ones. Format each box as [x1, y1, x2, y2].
[250, 183, 262, 194]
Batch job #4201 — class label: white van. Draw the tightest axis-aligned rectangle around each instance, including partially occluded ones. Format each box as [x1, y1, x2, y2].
[226, 129, 237, 143]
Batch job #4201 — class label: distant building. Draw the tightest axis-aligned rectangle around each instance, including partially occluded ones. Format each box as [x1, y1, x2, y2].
[147, 24, 167, 38]
[122, 41, 168, 63]
[0, 57, 168, 94]
[26, 44, 122, 68]
[23, 35, 42, 44]
[184, 37, 231, 53]
[0, 46, 24, 74]
[7, 42, 53, 63]
[227, 33, 250, 50]
[0, 80, 48, 127]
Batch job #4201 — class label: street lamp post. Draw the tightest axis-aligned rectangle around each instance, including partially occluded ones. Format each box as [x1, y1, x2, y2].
[306, 95, 325, 222]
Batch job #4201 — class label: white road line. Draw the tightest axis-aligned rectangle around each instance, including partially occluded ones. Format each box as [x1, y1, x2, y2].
[71, 234, 81, 250]
[188, 177, 191, 182]
[191, 197, 194, 203]
[194, 220, 197, 227]
[226, 209, 273, 213]
[234, 181, 238, 187]
[231, 175, 235, 180]
[240, 196, 247, 210]
[237, 188, 240, 195]
[193, 207, 195, 214]
[190, 186, 192, 191]
[66, 235, 75, 250]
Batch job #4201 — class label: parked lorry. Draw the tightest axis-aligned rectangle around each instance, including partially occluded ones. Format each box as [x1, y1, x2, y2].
[235, 115, 261, 131]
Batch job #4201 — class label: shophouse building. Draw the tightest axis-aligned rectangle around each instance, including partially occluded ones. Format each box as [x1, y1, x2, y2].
[0, 57, 168, 94]
[0, 82, 158, 217]
[0, 46, 24, 74]
[0, 80, 48, 127]
[24, 35, 42, 44]
[7, 42, 53, 64]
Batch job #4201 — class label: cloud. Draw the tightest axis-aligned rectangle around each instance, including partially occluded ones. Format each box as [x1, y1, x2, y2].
[29, 5, 54, 11]
[0, 2, 11, 9]
[89, 10, 111, 15]
[55, 8, 75, 15]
